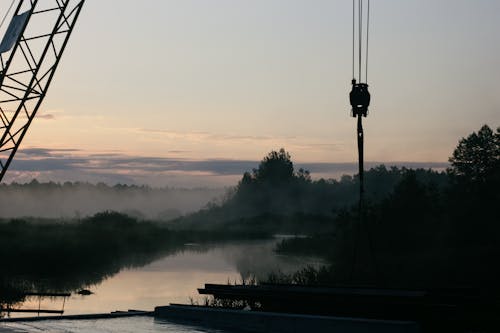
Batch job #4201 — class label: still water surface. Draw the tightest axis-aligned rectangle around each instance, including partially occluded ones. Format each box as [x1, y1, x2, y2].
[2, 238, 321, 332]
[4, 316, 227, 333]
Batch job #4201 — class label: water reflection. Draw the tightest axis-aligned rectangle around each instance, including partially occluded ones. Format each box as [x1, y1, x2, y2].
[0, 248, 183, 317]
[0, 238, 321, 317]
[5, 316, 228, 333]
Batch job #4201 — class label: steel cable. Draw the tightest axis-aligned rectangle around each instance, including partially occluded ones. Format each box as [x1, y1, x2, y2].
[365, 0, 370, 83]
[358, 0, 362, 82]
[352, 0, 355, 79]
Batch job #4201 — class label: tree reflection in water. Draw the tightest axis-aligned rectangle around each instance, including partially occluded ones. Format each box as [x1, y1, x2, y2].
[0, 212, 188, 317]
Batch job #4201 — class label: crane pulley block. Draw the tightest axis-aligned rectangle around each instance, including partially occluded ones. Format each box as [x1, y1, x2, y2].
[350, 79, 370, 117]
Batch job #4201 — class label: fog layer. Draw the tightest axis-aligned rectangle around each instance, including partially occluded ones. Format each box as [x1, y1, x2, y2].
[0, 181, 226, 219]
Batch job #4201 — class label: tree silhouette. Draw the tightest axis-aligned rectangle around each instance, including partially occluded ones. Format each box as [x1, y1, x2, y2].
[447, 124, 499, 245]
[252, 148, 294, 185]
[448, 125, 500, 183]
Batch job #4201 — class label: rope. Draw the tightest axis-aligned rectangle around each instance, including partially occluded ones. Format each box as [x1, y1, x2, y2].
[0, 0, 16, 31]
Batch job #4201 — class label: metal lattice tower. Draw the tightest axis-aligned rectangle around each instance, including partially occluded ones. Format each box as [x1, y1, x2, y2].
[0, 0, 85, 182]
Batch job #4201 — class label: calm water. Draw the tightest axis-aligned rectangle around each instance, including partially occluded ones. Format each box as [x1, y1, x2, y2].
[1, 238, 322, 331]
[2, 316, 228, 332]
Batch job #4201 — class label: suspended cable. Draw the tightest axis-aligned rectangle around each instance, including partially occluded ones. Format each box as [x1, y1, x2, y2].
[358, 0, 362, 82]
[352, 0, 355, 79]
[365, 0, 370, 83]
[348, 0, 376, 283]
[352, 0, 371, 84]
[0, 0, 16, 31]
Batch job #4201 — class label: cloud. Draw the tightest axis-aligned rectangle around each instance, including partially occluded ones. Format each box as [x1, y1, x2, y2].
[17, 148, 80, 157]
[37, 109, 64, 120]
[138, 128, 276, 143]
[0, 110, 57, 120]
[8, 148, 256, 177]
[37, 114, 56, 120]
[3, 147, 449, 187]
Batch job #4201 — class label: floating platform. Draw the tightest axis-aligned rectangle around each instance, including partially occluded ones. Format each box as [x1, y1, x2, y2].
[0, 310, 152, 323]
[193, 283, 499, 332]
[155, 304, 419, 333]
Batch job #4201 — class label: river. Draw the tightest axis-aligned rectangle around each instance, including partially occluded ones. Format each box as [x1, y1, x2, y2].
[1, 237, 322, 332]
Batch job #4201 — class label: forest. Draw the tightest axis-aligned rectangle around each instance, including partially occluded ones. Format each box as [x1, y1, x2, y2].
[174, 124, 499, 288]
[0, 124, 498, 303]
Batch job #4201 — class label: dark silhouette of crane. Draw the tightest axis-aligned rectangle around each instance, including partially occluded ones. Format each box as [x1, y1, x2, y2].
[349, 0, 377, 282]
[0, 0, 85, 182]
[350, 0, 371, 204]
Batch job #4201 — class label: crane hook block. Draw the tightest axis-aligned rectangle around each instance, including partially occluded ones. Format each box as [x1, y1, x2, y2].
[350, 79, 370, 117]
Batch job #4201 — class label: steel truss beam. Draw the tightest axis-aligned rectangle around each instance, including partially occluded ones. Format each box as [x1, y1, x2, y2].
[0, 0, 84, 182]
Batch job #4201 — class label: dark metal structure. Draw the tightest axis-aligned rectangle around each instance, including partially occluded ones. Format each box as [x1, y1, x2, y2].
[350, 0, 371, 203]
[195, 283, 499, 331]
[0, 292, 70, 316]
[350, 79, 370, 207]
[0, 0, 85, 182]
[349, 0, 376, 281]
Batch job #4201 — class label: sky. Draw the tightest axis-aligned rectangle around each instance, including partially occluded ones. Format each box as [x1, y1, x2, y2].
[0, 0, 498, 187]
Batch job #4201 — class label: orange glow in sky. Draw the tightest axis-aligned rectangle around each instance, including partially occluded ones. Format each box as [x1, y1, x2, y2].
[0, 0, 498, 185]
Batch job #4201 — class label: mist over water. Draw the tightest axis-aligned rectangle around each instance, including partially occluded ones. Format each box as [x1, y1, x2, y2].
[220, 239, 323, 281]
[0, 182, 226, 219]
